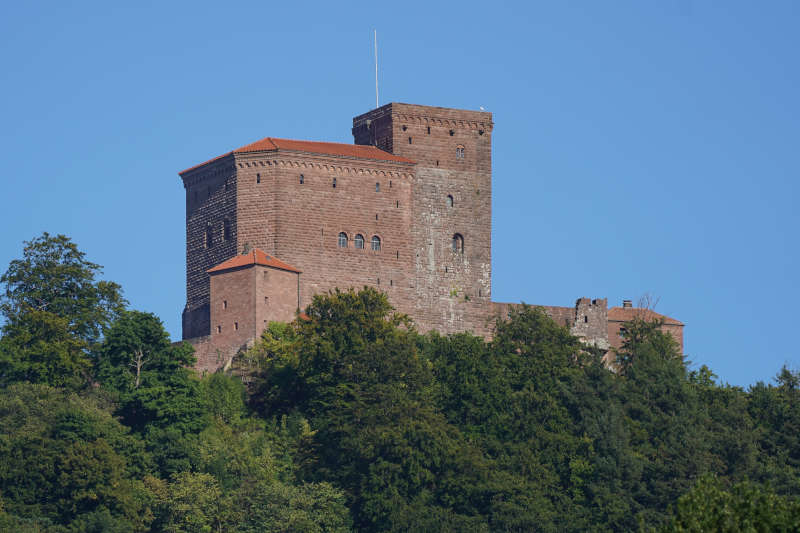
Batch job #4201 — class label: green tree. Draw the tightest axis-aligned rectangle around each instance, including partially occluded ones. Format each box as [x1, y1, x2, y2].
[148, 472, 222, 533]
[0, 233, 126, 390]
[664, 475, 800, 532]
[1, 233, 125, 346]
[96, 311, 207, 476]
[0, 308, 90, 389]
[613, 318, 711, 528]
[0, 383, 154, 531]
[748, 367, 800, 495]
[260, 288, 494, 531]
[244, 321, 303, 417]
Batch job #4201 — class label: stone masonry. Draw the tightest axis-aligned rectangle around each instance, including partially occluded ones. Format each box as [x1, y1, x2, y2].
[179, 102, 684, 372]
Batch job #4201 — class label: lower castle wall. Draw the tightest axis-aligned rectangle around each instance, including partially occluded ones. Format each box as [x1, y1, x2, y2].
[182, 304, 210, 340]
[186, 334, 254, 374]
[491, 300, 610, 350]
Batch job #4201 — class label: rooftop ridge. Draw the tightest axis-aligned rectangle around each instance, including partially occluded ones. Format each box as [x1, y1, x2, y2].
[207, 249, 302, 275]
[180, 136, 414, 175]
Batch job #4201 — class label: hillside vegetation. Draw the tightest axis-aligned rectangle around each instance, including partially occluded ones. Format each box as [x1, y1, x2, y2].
[1, 233, 798, 532]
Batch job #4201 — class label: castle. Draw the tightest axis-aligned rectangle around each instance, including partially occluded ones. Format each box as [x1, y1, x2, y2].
[179, 103, 683, 372]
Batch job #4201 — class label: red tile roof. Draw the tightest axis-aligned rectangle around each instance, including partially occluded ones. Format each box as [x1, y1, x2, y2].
[207, 249, 301, 274]
[608, 307, 683, 326]
[180, 137, 415, 174]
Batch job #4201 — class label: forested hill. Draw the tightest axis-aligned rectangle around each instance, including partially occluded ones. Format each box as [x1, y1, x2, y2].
[1, 234, 799, 532]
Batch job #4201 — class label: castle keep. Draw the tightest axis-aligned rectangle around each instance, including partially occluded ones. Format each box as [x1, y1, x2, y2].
[179, 103, 683, 371]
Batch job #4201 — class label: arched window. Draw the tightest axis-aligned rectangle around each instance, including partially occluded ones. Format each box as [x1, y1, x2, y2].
[338, 232, 348, 248]
[446, 195, 454, 207]
[452, 233, 464, 254]
[456, 145, 465, 159]
[354, 234, 365, 249]
[300, 174, 304, 184]
[371, 235, 381, 251]
[205, 224, 214, 249]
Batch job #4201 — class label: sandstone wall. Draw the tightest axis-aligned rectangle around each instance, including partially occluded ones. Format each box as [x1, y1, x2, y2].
[353, 103, 494, 335]
[232, 151, 416, 317]
[181, 155, 238, 338]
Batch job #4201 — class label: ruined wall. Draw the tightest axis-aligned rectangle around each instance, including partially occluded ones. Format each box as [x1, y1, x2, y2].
[491, 299, 610, 349]
[353, 103, 494, 335]
[180, 155, 238, 339]
[571, 298, 610, 349]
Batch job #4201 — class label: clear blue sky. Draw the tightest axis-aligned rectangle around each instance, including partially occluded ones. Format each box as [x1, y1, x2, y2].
[1, 1, 797, 387]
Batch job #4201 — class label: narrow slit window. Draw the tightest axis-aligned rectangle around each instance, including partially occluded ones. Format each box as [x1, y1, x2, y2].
[234, 322, 239, 331]
[256, 173, 261, 184]
[332, 178, 337, 188]
[427, 126, 431, 134]
[300, 174, 304, 184]
[371, 235, 381, 251]
[452, 233, 464, 254]
[376, 182, 380, 192]
[223, 300, 227, 309]
[205, 224, 213, 248]
[408, 137, 412, 144]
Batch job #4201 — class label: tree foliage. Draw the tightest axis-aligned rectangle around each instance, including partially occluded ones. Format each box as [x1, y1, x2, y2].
[664, 475, 800, 532]
[0, 233, 126, 391]
[2, 234, 800, 531]
[1, 233, 125, 346]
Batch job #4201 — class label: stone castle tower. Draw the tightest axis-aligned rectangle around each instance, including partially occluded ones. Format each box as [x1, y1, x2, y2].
[179, 102, 683, 371]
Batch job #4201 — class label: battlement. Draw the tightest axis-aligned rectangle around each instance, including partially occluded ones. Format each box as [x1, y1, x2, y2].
[353, 103, 493, 171]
